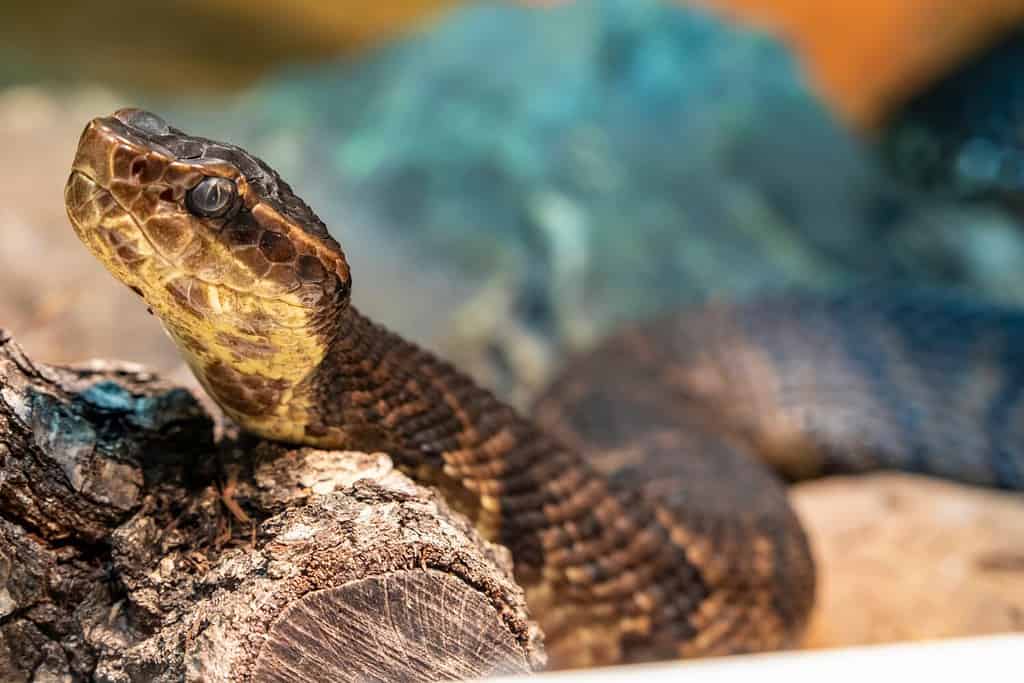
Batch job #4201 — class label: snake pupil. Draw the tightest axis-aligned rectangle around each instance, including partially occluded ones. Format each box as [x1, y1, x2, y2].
[186, 176, 238, 218]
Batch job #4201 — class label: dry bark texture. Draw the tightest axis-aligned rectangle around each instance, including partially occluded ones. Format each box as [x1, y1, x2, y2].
[0, 330, 543, 682]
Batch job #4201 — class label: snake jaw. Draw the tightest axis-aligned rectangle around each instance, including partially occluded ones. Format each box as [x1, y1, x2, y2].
[65, 170, 160, 292]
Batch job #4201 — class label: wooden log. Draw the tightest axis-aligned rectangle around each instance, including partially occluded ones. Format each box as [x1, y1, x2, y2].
[0, 330, 544, 682]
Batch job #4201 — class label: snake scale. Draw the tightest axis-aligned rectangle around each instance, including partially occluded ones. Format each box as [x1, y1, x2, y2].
[64, 109, 1024, 667]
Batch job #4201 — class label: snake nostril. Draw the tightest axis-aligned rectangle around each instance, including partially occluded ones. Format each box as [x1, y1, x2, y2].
[258, 231, 296, 263]
[131, 159, 146, 178]
[296, 255, 327, 282]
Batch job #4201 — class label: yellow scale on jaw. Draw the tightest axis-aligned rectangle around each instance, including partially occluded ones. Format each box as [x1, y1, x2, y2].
[149, 230, 330, 444]
[159, 274, 326, 443]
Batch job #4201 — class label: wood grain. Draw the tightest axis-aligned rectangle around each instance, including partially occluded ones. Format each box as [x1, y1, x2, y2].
[0, 330, 543, 681]
[253, 570, 531, 682]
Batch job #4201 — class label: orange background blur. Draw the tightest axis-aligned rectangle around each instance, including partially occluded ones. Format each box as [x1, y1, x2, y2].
[3, 0, 1023, 129]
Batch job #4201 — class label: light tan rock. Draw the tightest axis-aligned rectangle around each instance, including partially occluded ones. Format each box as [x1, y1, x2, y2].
[793, 473, 1024, 649]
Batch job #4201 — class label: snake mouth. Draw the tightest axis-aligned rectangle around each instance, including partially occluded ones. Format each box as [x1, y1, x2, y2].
[65, 171, 104, 225]
[65, 170, 158, 280]
[65, 170, 102, 214]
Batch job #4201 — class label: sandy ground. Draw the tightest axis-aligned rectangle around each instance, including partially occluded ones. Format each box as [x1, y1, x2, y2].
[795, 474, 1024, 648]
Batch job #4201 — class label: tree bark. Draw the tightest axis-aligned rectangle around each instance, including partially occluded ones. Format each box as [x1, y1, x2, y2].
[0, 330, 544, 682]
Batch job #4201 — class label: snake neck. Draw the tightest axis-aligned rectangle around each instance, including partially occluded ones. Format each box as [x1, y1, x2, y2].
[297, 307, 731, 661]
[297, 306, 613, 569]
[296, 305, 736, 664]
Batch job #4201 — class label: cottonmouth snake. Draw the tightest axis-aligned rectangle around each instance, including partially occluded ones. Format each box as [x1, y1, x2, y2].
[64, 109, 1024, 667]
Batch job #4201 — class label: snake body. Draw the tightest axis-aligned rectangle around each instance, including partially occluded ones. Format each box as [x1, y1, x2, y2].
[65, 110, 1024, 667]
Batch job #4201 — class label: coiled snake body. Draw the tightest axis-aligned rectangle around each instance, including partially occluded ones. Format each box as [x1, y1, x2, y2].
[65, 110, 1024, 667]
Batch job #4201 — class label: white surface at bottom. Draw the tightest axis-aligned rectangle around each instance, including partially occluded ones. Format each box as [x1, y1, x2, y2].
[484, 634, 1023, 682]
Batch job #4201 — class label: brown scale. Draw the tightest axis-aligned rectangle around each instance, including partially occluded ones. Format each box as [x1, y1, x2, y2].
[65, 109, 1024, 670]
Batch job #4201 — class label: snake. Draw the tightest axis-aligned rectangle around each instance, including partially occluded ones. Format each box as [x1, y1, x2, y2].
[64, 109, 1024, 668]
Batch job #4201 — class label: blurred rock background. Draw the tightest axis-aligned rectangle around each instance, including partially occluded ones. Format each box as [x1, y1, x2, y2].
[6, 0, 1024, 392]
[0, 0, 1022, 653]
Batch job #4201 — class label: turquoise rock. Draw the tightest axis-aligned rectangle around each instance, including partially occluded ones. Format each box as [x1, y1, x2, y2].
[171, 0, 1024, 355]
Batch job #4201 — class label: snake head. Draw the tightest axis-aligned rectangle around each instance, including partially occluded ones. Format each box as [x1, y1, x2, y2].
[65, 108, 351, 431]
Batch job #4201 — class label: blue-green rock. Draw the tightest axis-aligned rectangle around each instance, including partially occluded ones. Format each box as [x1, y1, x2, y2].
[173, 0, 1024, 355]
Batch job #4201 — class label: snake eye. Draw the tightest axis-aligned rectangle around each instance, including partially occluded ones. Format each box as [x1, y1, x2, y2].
[186, 177, 238, 218]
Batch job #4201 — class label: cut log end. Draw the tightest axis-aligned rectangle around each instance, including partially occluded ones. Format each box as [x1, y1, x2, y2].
[253, 570, 533, 683]
[0, 329, 545, 681]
